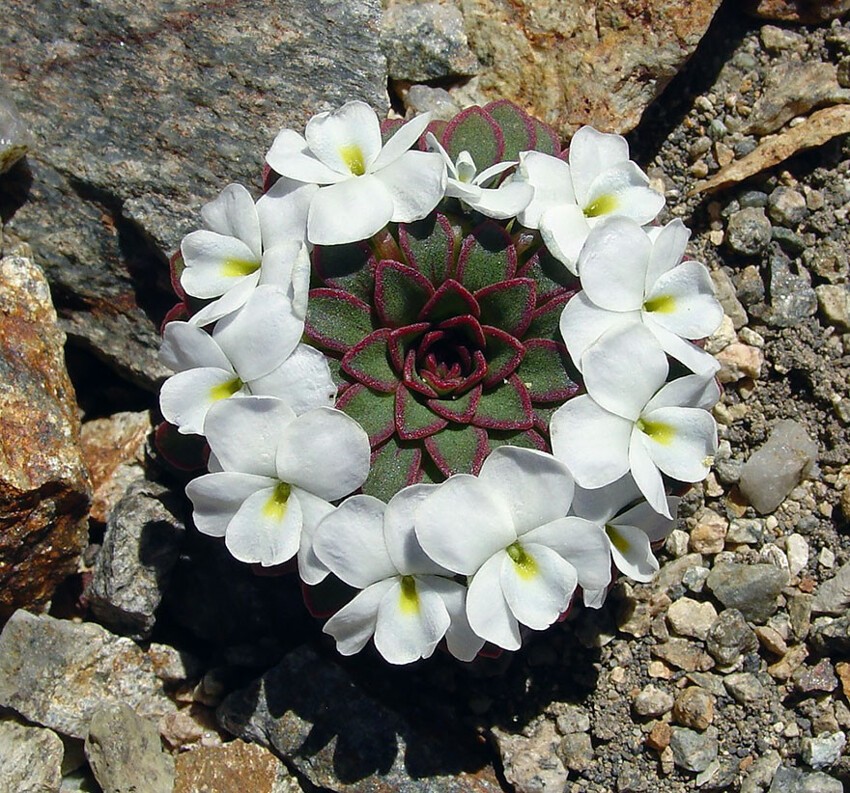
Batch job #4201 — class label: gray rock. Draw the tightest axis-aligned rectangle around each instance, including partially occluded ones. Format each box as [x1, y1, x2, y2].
[767, 187, 807, 227]
[559, 731, 594, 773]
[218, 645, 501, 792]
[633, 685, 675, 718]
[706, 565, 789, 623]
[0, 91, 31, 173]
[739, 420, 818, 514]
[0, 717, 64, 792]
[765, 249, 818, 328]
[404, 85, 463, 121]
[3, 0, 387, 389]
[724, 672, 766, 704]
[741, 750, 781, 793]
[0, 610, 175, 739]
[382, 3, 479, 82]
[669, 726, 718, 773]
[493, 720, 566, 793]
[815, 284, 850, 331]
[812, 562, 850, 616]
[695, 758, 738, 791]
[709, 269, 748, 329]
[705, 608, 758, 666]
[727, 519, 764, 545]
[726, 207, 772, 255]
[810, 615, 850, 654]
[768, 765, 843, 793]
[85, 703, 175, 793]
[552, 702, 591, 734]
[800, 732, 846, 770]
[85, 479, 185, 640]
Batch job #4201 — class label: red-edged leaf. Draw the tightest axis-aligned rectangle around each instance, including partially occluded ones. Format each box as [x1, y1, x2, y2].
[517, 247, 578, 303]
[419, 279, 480, 323]
[374, 260, 435, 328]
[336, 382, 396, 446]
[403, 348, 439, 398]
[533, 404, 559, 435]
[395, 385, 449, 440]
[482, 100, 537, 164]
[388, 322, 429, 372]
[311, 242, 376, 303]
[398, 214, 457, 285]
[476, 278, 536, 337]
[427, 385, 482, 423]
[532, 118, 561, 156]
[301, 576, 357, 618]
[419, 348, 488, 396]
[482, 326, 525, 386]
[525, 292, 573, 341]
[363, 438, 423, 502]
[161, 302, 190, 333]
[517, 339, 580, 403]
[153, 421, 208, 473]
[304, 288, 373, 353]
[169, 251, 187, 301]
[472, 375, 534, 431]
[340, 329, 397, 392]
[441, 106, 505, 171]
[486, 427, 550, 454]
[381, 117, 405, 145]
[424, 424, 490, 476]
[455, 221, 517, 292]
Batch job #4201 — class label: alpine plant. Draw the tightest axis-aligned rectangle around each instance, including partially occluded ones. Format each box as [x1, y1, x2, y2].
[158, 99, 724, 664]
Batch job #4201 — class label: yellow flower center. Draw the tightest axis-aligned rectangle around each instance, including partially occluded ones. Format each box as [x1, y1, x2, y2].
[506, 542, 538, 579]
[636, 418, 676, 445]
[222, 257, 261, 278]
[340, 144, 367, 176]
[399, 575, 420, 614]
[209, 377, 244, 402]
[583, 194, 618, 218]
[263, 481, 292, 521]
[643, 294, 676, 313]
[605, 524, 630, 554]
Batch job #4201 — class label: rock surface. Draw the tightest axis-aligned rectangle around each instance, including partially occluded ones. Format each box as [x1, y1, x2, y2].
[0, 254, 91, 621]
[0, 610, 175, 739]
[0, 717, 64, 792]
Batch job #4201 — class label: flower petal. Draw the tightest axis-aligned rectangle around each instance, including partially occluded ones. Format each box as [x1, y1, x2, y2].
[415, 475, 516, 576]
[160, 321, 231, 373]
[614, 497, 679, 543]
[376, 150, 447, 223]
[559, 292, 641, 372]
[425, 577, 485, 662]
[265, 128, 348, 184]
[522, 517, 612, 595]
[383, 484, 446, 576]
[212, 286, 303, 381]
[645, 321, 721, 377]
[538, 204, 590, 274]
[500, 543, 577, 630]
[645, 373, 721, 412]
[466, 551, 521, 650]
[577, 216, 651, 311]
[628, 430, 671, 519]
[187, 278, 257, 327]
[159, 368, 245, 435]
[515, 151, 574, 229]
[583, 161, 665, 226]
[200, 183, 262, 258]
[550, 395, 633, 489]
[204, 395, 294, 477]
[323, 579, 396, 656]
[373, 111, 433, 171]
[295, 488, 335, 585]
[568, 126, 629, 204]
[180, 230, 260, 299]
[225, 482, 304, 566]
[307, 177, 394, 245]
[373, 577, 450, 664]
[248, 343, 337, 415]
[478, 446, 574, 535]
[645, 218, 690, 287]
[305, 101, 383, 177]
[256, 177, 318, 248]
[570, 475, 642, 523]
[644, 261, 724, 339]
[606, 522, 659, 583]
[312, 494, 397, 588]
[275, 407, 370, 500]
[466, 181, 534, 220]
[581, 324, 668, 421]
[186, 472, 274, 537]
[639, 405, 717, 483]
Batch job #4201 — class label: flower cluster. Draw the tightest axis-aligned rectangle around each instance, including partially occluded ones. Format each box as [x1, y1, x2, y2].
[158, 100, 723, 664]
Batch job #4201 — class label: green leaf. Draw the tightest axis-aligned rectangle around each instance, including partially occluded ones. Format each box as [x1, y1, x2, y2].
[336, 383, 395, 446]
[516, 339, 579, 403]
[486, 427, 549, 453]
[340, 329, 397, 392]
[524, 293, 572, 341]
[476, 278, 536, 337]
[483, 100, 536, 163]
[532, 118, 560, 156]
[442, 106, 504, 171]
[424, 424, 489, 476]
[395, 386, 448, 440]
[518, 246, 578, 303]
[456, 221, 517, 292]
[472, 375, 534, 430]
[482, 327, 525, 386]
[312, 242, 375, 303]
[363, 438, 423, 502]
[419, 279, 479, 323]
[427, 385, 481, 424]
[398, 214, 456, 285]
[304, 288, 373, 353]
[374, 261, 434, 328]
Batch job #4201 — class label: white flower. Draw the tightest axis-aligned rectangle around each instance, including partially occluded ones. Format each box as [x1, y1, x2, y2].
[513, 126, 665, 272]
[180, 181, 314, 326]
[560, 217, 723, 376]
[550, 324, 720, 518]
[160, 286, 310, 434]
[185, 396, 370, 570]
[570, 476, 679, 607]
[314, 486, 484, 664]
[414, 447, 611, 651]
[424, 133, 533, 219]
[266, 101, 447, 246]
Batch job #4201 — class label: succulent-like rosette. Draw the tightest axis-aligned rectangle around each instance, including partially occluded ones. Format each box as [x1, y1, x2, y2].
[304, 216, 580, 500]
